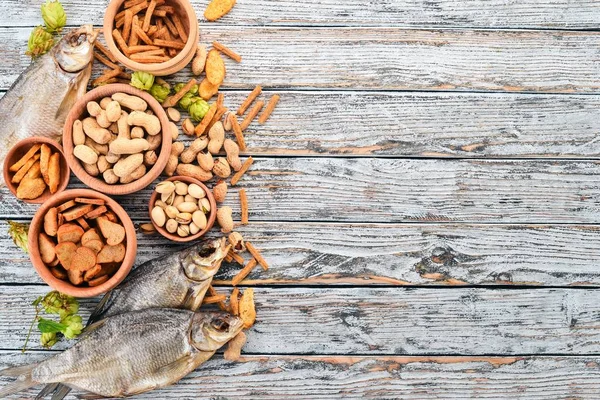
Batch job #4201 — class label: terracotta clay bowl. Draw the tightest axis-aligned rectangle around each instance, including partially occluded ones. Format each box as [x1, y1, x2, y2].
[103, 0, 199, 76]
[148, 176, 217, 242]
[3, 137, 70, 204]
[28, 189, 137, 298]
[63, 84, 172, 195]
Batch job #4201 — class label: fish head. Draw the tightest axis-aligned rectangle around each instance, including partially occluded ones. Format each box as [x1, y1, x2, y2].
[190, 312, 244, 352]
[182, 238, 230, 282]
[53, 25, 98, 73]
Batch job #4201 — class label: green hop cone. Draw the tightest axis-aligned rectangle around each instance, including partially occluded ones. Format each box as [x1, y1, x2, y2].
[130, 71, 155, 91]
[189, 99, 210, 122]
[7, 221, 29, 253]
[174, 83, 199, 95]
[41, 0, 67, 33]
[177, 92, 195, 111]
[60, 314, 83, 339]
[26, 26, 54, 58]
[41, 291, 78, 316]
[40, 332, 58, 348]
[149, 83, 170, 103]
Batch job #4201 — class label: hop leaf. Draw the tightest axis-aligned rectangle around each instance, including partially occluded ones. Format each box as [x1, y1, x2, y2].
[38, 318, 67, 334]
[7, 221, 29, 253]
[130, 71, 155, 91]
[26, 26, 54, 58]
[40, 332, 58, 348]
[60, 314, 83, 339]
[149, 83, 170, 103]
[189, 99, 210, 122]
[41, 0, 66, 33]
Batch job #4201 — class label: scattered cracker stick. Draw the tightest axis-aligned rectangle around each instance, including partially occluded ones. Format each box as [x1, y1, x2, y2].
[9, 144, 41, 172]
[98, 77, 119, 85]
[230, 288, 240, 315]
[246, 242, 269, 271]
[216, 92, 224, 108]
[237, 85, 262, 116]
[239, 188, 249, 225]
[75, 197, 104, 205]
[92, 68, 122, 87]
[115, 78, 131, 84]
[112, 29, 130, 56]
[224, 253, 233, 263]
[94, 41, 117, 63]
[128, 44, 161, 53]
[232, 258, 258, 286]
[124, 0, 146, 8]
[164, 16, 179, 37]
[230, 114, 247, 152]
[116, 1, 148, 20]
[213, 41, 242, 63]
[194, 102, 218, 135]
[259, 94, 280, 124]
[231, 156, 253, 186]
[163, 78, 197, 108]
[142, 0, 157, 32]
[154, 39, 185, 49]
[207, 106, 228, 132]
[171, 14, 188, 43]
[228, 249, 245, 265]
[203, 295, 228, 304]
[94, 52, 120, 70]
[122, 10, 133, 42]
[240, 100, 264, 131]
[207, 286, 228, 311]
[132, 24, 154, 45]
[129, 15, 140, 46]
[118, 71, 132, 80]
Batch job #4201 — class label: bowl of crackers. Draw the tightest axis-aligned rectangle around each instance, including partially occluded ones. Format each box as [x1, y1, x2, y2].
[28, 189, 138, 297]
[104, 0, 199, 76]
[3, 137, 70, 204]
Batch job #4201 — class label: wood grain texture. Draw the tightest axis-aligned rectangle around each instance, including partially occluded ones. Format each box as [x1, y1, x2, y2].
[2, 352, 600, 399]
[8, 91, 600, 158]
[1, 0, 599, 28]
[4, 158, 600, 223]
[3, 221, 600, 287]
[2, 27, 600, 93]
[2, 285, 600, 354]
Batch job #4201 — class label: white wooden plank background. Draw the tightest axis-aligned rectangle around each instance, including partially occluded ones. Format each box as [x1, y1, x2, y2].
[1, 0, 600, 398]
[1, 0, 599, 28]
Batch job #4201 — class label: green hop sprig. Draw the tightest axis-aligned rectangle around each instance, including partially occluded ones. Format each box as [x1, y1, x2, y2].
[41, 0, 67, 33]
[130, 71, 156, 91]
[26, 26, 54, 58]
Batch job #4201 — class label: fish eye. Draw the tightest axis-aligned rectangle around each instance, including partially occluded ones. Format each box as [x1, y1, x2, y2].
[70, 33, 87, 47]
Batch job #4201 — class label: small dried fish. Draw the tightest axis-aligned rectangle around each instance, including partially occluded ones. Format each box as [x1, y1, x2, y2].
[0, 309, 244, 397]
[0, 26, 98, 184]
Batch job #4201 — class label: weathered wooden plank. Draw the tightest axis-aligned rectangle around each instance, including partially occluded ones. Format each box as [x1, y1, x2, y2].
[6, 91, 600, 158]
[2, 27, 600, 92]
[3, 221, 600, 286]
[2, 286, 600, 354]
[4, 158, 600, 223]
[1, 0, 599, 29]
[2, 352, 600, 399]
